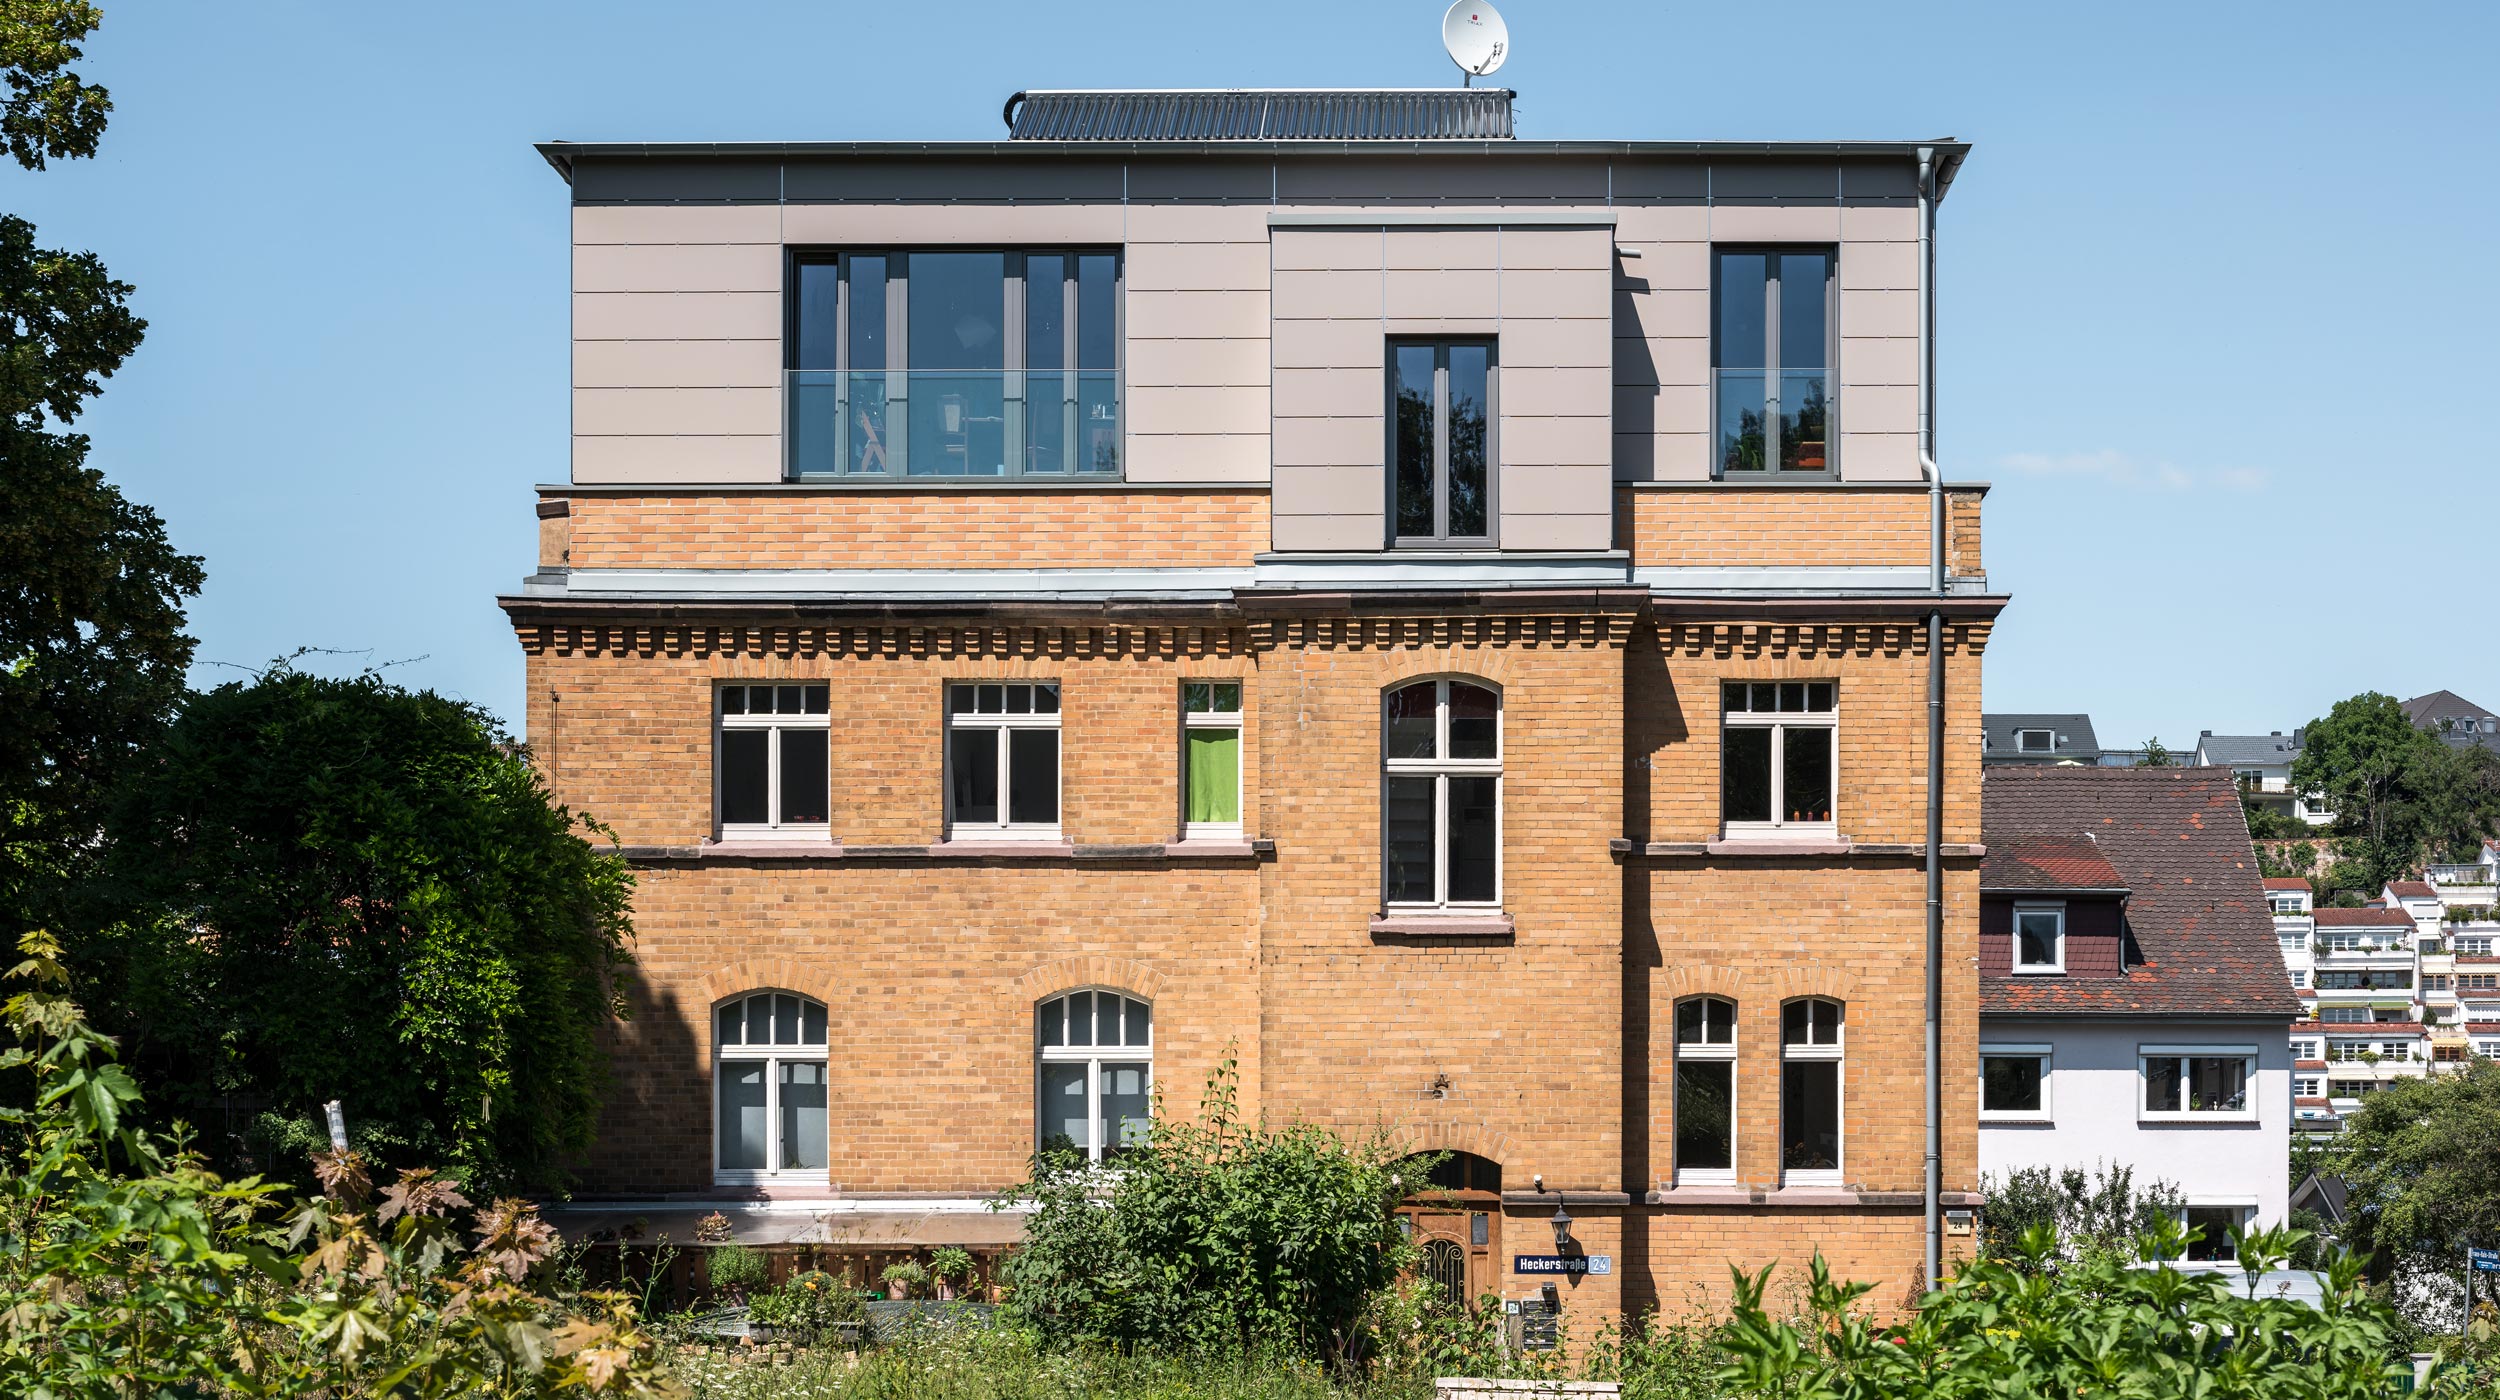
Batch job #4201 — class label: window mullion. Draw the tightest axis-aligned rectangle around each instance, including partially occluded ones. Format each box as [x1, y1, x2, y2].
[766, 725, 783, 829]
[1434, 771, 1450, 905]
[1434, 355, 1451, 541]
[996, 725, 1012, 829]
[1763, 263, 1782, 459]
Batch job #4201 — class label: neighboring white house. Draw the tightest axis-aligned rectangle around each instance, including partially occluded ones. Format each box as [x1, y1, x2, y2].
[1979, 767, 2302, 1264]
[2192, 731, 2333, 826]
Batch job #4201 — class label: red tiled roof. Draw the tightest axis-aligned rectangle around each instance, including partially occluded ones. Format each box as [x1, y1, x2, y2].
[2295, 1059, 2328, 1070]
[1980, 767, 2302, 1020]
[2318, 1022, 2425, 1034]
[2294, 1096, 2333, 1107]
[2390, 880, 2438, 898]
[1981, 835, 2128, 892]
[2316, 907, 2418, 928]
[2263, 877, 2313, 892]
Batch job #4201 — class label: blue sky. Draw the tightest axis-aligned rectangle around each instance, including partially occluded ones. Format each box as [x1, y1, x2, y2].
[10, 1, 2496, 747]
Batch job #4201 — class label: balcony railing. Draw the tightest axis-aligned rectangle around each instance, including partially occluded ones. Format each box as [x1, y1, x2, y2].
[2430, 864, 2497, 886]
[788, 370, 1122, 480]
[1714, 368, 1830, 476]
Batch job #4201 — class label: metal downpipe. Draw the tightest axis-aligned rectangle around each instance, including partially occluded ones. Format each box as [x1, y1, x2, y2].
[1918, 146, 1945, 1295]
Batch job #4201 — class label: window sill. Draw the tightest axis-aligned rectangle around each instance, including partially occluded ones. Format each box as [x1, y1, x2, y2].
[1645, 1188, 1990, 1208]
[659, 839, 1273, 864]
[1979, 1113, 2054, 1126]
[1371, 912, 1516, 943]
[1611, 838, 1989, 859]
[2138, 1113, 2259, 1126]
[2011, 967, 2066, 976]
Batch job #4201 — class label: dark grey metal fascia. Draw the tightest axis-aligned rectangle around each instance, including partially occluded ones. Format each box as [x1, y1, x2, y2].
[533, 138, 1972, 192]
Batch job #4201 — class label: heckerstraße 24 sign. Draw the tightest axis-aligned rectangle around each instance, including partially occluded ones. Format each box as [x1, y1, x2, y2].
[1514, 1254, 1611, 1275]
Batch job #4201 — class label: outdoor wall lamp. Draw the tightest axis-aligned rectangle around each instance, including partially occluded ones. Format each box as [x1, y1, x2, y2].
[1549, 1202, 1573, 1252]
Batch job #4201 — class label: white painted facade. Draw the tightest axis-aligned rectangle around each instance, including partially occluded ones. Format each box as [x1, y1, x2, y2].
[1979, 1018, 2292, 1262]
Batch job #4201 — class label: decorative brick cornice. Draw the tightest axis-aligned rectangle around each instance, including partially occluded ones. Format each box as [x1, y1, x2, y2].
[1769, 963, 1866, 1003]
[1655, 619, 1993, 658]
[1653, 963, 1863, 1003]
[1011, 956, 1168, 1004]
[511, 620, 1252, 661]
[1248, 611, 1638, 654]
[1660, 965, 1750, 1001]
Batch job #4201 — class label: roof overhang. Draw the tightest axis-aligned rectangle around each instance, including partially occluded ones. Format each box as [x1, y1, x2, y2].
[535, 137, 1972, 199]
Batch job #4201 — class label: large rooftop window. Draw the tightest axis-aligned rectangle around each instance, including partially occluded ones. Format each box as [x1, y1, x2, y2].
[789, 250, 1120, 480]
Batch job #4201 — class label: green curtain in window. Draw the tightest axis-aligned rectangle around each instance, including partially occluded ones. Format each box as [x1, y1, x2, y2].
[1186, 729, 1240, 824]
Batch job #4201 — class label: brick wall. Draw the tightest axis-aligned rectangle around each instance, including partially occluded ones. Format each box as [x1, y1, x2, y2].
[553, 488, 1271, 571]
[1614, 486, 1988, 580]
[518, 593, 1985, 1316]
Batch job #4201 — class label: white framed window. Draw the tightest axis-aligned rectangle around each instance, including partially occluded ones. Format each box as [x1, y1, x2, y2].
[2013, 903, 2066, 974]
[1722, 682, 1836, 837]
[2015, 728, 2054, 754]
[2457, 935, 2495, 956]
[1382, 678, 1502, 910]
[2290, 969, 2309, 988]
[2319, 1006, 2370, 1023]
[2290, 1038, 2320, 1059]
[1672, 997, 1737, 1186]
[2139, 1045, 2257, 1121]
[1036, 990, 1151, 1164]
[2178, 1203, 2255, 1264]
[2293, 1075, 2323, 1097]
[713, 991, 830, 1185]
[1182, 681, 1243, 839]
[1780, 998, 1844, 1185]
[1979, 1043, 2052, 1122]
[716, 683, 831, 839]
[2475, 1039, 2500, 1060]
[946, 681, 1061, 839]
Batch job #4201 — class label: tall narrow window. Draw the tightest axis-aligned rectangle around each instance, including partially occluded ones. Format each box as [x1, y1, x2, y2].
[1390, 340, 1496, 545]
[1036, 990, 1151, 1163]
[714, 991, 831, 1183]
[946, 682, 1061, 838]
[1780, 998, 1843, 1184]
[787, 250, 1121, 479]
[1714, 249, 1833, 477]
[1382, 678, 1502, 910]
[717, 683, 831, 839]
[1673, 997, 1737, 1185]
[1721, 681, 1837, 836]
[1183, 681, 1243, 839]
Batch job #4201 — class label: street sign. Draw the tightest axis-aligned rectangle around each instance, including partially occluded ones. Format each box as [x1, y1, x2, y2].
[2469, 1247, 2499, 1273]
[1515, 1254, 1612, 1276]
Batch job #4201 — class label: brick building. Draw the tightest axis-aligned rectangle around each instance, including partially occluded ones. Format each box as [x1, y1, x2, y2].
[505, 89, 2001, 1319]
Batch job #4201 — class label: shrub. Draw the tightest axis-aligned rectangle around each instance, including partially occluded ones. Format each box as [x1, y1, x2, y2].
[998, 1054, 1416, 1361]
[707, 1244, 767, 1299]
[1978, 1160, 2184, 1267]
[931, 1246, 975, 1287]
[1719, 1222, 2403, 1399]
[882, 1259, 930, 1298]
[0, 930, 676, 1396]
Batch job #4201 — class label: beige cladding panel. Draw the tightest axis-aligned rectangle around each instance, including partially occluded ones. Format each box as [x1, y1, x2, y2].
[1124, 433, 1271, 484]
[574, 338, 782, 390]
[1499, 416, 1611, 472]
[572, 203, 780, 246]
[1124, 338, 1270, 389]
[574, 291, 780, 342]
[1381, 229, 1500, 270]
[1709, 204, 1842, 243]
[573, 242, 781, 294]
[1615, 241, 1710, 291]
[1496, 460, 1613, 515]
[1273, 269, 1384, 321]
[1384, 269, 1498, 321]
[1501, 365, 1613, 420]
[1496, 511, 1614, 551]
[1272, 366, 1387, 419]
[1499, 317, 1610, 370]
[575, 387, 779, 439]
[1839, 337, 1919, 389]
[1125, 385, 1270, 437]
[571, 435, 780, 485]
[1125, 289, 1269, 341]
[1125, 240, 1272, 293]
[1272, 415, 1381, 468]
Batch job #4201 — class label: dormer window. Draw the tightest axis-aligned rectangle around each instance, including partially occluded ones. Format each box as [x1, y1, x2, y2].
[2014, 728, 2054, 754]
[2014, 903, 2066, 974]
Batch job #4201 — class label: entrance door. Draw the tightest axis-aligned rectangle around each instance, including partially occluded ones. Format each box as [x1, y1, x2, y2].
[1397, 1151, 1503, 1309]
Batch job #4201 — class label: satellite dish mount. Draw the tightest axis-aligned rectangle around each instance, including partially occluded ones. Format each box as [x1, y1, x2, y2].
[1441, 0, 1510, 86]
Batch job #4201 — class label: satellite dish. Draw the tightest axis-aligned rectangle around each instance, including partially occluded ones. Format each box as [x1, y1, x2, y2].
[1441, 0, 1509, 82]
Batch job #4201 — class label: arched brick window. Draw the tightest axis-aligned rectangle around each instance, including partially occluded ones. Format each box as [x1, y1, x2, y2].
[1780, 997, 1844, 1184]
[1673, 996, 1737, 1185]
[1036, 989, 1152, 1163]
[714, 991, 829, 1184]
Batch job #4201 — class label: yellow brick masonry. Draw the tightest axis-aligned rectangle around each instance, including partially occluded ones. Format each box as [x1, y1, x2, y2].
[517, 586, 1989, 1315]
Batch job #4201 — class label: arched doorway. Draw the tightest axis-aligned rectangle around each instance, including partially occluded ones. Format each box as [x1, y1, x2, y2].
[1398, 1152, 1502, 1309]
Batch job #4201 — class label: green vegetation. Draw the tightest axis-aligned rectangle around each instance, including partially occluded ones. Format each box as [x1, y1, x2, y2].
[2333, 1062, 2500, 1319]
[2296, 692, 2500, 899]
[999, 1056, 1413, 1359]
[0, 929, 676, 1396]
[78, 667, 636, 1196]
[0, 0, 203, 948]
[1975, 1161, 2184, 1264]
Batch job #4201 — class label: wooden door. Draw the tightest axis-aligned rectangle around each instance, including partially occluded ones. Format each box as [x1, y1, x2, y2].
[1399, 1198, 1500, 1309]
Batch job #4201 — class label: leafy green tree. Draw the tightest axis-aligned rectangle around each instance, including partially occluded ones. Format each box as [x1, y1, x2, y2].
[2334, 1063, 2500, 1309]
[0, 0, 204, 942]
[1977, 1161, 2184, 1267]
[2137, 737, 2178, 767]
[1000, 1055, 1417, 1360]
[2295, 693, 2500, 897]
[85, 668, 635, 1194]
